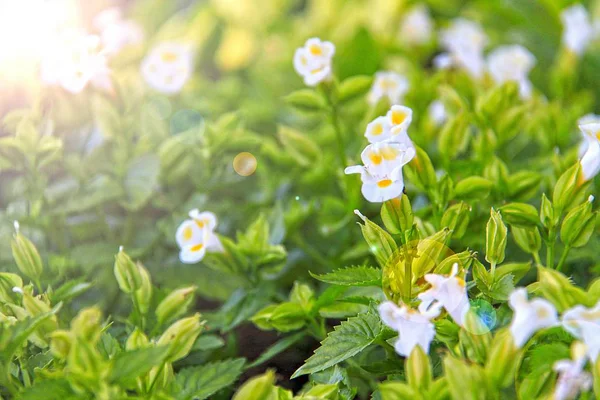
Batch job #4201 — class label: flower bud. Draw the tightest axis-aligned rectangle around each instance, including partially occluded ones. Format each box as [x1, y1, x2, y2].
[50, 330, 73, 359]
[406, 146, 437, 190]
[114, 248, 142, 294]
[406, 345, 432, 391]
[125, 328, 149, 351]
[561, 196, 596, 248]
[553, 163, 581, 215]
[68, 337, 104, 379]
[381, 196, 413, 235]
[440, 202, 471, 239]
[147, 362, 174, 392]
[157, 314, 204, 362]
[483, 158, 509, 191]
[11, 227, 43, 284]
[71, 307, 103, 344]
[540, 193, 556, 227]
[134, 263, 153, 315]
[485, 208, 507, 265]
[512, 226, 542, 254]
[23, 293, 57, 334]
[454, 176, 493, 200]
[499, 203, 540, 228]
[434, 250, 476, 275]
[484, 329, 521, 388]
[155, 286, 196, 326]
[354, 210, 397, 268]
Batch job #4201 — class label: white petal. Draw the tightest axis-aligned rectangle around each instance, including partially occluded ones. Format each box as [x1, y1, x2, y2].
[580, 139, 600, 181]
[175, 220, 203, 248]
[179, 243, 207, 264]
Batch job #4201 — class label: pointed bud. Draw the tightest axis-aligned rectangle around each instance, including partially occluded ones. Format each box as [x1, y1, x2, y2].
[406, 345, 432, 391]
[126, 328, 149, 351]
[50, 330, 73, 359]
[114, 248, 142, 294]
[71, 307, 103, 344]
[485, 208, 507, 265]
[11, 230, 43, 284]
[155, 286, 196, 326]
[134, 263, 153, 315]
[157, 314, 204, 362]
[561, 199, 596, 248]
[381, 196, 413, 235]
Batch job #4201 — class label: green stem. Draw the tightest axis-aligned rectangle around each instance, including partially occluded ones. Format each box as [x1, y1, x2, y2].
[403, 232, 413, 304]
[556, 246, 571, 272]
[490, 262, 497, 276]
[292, 234, 334, 270]
[546, 227, 556, 268]
[532, 251, 542, 267]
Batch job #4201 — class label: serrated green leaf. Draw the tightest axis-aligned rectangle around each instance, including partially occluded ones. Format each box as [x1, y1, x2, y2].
[176, 358, 246, 400]
[310, 266, 382, 287]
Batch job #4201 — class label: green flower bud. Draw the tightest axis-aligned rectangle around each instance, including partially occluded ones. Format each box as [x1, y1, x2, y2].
[354, 210, 397, 268]
[405, 146, 437, 190]
[540, 193, 556, 227]
[476, 82, 519, 122]
[512, 226, 542, 254]
[147, 362, 174, 392]
[157, 314, 204, 362]
[454, 176, 493, 200]
[406, 345, 432, 391]
[499, 203, 540, 228]
[155, 286, 196, 326]
[232, 370, 277, 400]
[134, 263, 153, 315]
[434, 250, 476, 275]
[68, 337, 104, 380]
[0, 273, 23, 304]
[485, 209, 507, 265]
[561, 196, 596, 248]
[23, 293, 57, 335]
[381, 196, 413, 236]
[553, 163, 581, 215]
[440, 202, 471, 239]
[484, 329, 521, 388]
[11, 222, 43, 284]
[71, 307, 103, 344]
[483, 158, 509, 191]
[50, 330, 73, 359]
[114, 247, 142, 294]
[125, 328, 149, 351]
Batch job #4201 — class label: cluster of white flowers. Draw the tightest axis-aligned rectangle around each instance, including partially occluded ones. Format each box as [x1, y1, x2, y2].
[436, 19, 488, 80]
[577, 120, 600, 182]
[560, 4, 597, 57]
[487, 45, 536, 99]
[141, 42, 194, 94]
[367, 71, 409, 106]
[293, 38, 335, 86]
[345, 105, 416, 202]
[40, 33, 112, 94]
[93, 7, 144, 55]
[378, 263, 470, 356]
[175, 209, 223, 264]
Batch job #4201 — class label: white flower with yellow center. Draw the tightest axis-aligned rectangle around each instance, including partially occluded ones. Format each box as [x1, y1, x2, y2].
[293, 38, 335, 87]
[487, 45, 536, 99]
[379, 301, 442, 357]
[561, 5, 594, 56]
[345, 142, 415, 203]
[176, 209, 223, 264]
[365, 116, 392, 143]
[554, 355, 592, 400]
[577, 123, 600, 182]
[437, 18, 488, 79]
[386, 105, 413, 143]
[94, 7, 144, 55]
[399, 5, 433, 46]
[368, 71, 409, 106]
[562, 301, 600, 362]
[417, 263, 470, 326]
[508, 288, 558, 348]
[141, 42, 194, 95]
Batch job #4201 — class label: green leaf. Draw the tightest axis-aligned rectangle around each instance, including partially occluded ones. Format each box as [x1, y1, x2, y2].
[176, 358, 246, 400]
[291, 310, 382, 378]
[49, 281, 92, 304]
[378, 382, 418, 399]
[247, 332, 305, 368]
[277, 125, 321, 167]
[123, 154, 160, 211]
[192, 334, 225, 352]
[310, 266, 382, 287]
[0, 305, 61, 359]
[109, 346, 171, 385]
[284, 89, 326, 112]
[19, 378, 77, 400]
[337, 75, 373, 104]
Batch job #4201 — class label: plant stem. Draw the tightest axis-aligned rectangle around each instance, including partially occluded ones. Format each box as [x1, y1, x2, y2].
[546, 227, 556, 268]
[403, 232, 413, 304]
[292, 234, 334, 270]
[532, 251, 542, 267]
[556, 246, 571, 272]
[323, 85, 349, 195]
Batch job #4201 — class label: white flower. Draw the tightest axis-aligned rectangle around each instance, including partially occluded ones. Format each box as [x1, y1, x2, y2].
[293, 38, 335, 86]
[417, 263, 470, 326]
[578, 123, 600, 182]
[378, 301, 442, 357]
[399, 5, 433, 45]
[428, 100, 447, 126]
[386, 105, 414, 142]
[578, 115, 600, 157]
[438, 19, 488, 79]
[561, 5, 594, 56]
[368, 71, 409, 106]
[94, 8, 144, 55]
[487, 45, 536, 99]
[176, 209, 223, 264]
[508, 288, 559, 348]
[41, 34, 112, 94]
[345, 142, 415, 203]
[365, 116, 392, 143]
[553, 356, 592, 400]
[141, 42, 194, 94]
[562, 301, 600, 362]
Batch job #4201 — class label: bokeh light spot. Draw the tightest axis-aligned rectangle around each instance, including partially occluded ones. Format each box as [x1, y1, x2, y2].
[233, 152, 257, 176]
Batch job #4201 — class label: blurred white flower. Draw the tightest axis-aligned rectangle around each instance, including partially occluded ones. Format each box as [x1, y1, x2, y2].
[577, 114, 600, 157]
[176, 209, 223, 264]
[378, 300, 442, 356]
[553, 356, 592, 400]
[561, 4, 594, 56]
[40, 33, 112, 94]
[428, 100, 447, 126]
[368, 71, 409, 106]
[94, 7, 144, 55]
[508, 288, 558, 348]
[293, 37, 335, 86]
[399, 5, 433, 45]
[141, 42, 193, 94]
[487, 45, 536, 99]
[418, 263, 470, 326]
[438, 18, 488, 79]
[562, 301, 600, 362]
[577, 123, 600, 182]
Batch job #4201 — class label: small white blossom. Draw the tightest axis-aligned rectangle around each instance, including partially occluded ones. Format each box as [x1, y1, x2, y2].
[418, 263, 470, 326]
[365, 116, 392, 143]
[399, 5, 433, 45]
[379, 301, 442, 357]
[368, 71, 409, 106]
[293, 38, 335, 87]
[386, 105, 414, 142]
[487, 45, 536, 99]
[561, 4, 594, 56]
[508, 288, 559, 348]
[553, 356, 592, 400]
[176, 209, 223, 264]
[577, 123, 600, 182]
[562, 301, 600, 362]
[141, 42, 194, 94]
[94, 7, 144, 55]
[428, 100, 447, 126]
[438, 19, 488, 79]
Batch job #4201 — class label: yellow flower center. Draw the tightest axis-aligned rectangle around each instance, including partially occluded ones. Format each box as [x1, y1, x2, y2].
[161, 51, 179, 63]
[536, 307, 549, 319]
[190, 243, 204, 252]
[377, 179, 393, 188]
[391, 110, 407, 125]
[369, 152, 383, 165]
[183, 226, 193, 240]
[380, 146, 398, 160]
[371, 123, 383, 136]
[309, 44, 322, 56]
